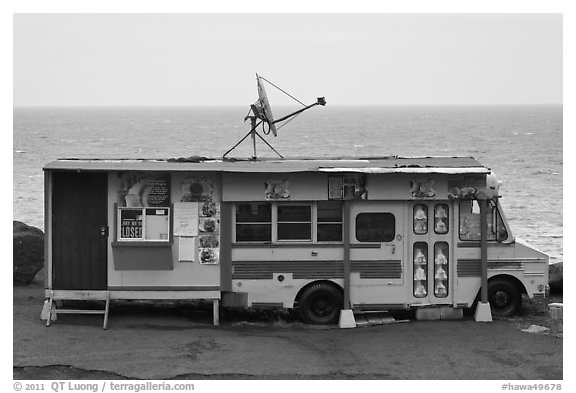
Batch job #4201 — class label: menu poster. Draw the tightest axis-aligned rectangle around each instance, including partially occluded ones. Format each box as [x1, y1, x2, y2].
[173, 202, 199, 237]
[145, 176, 170, 207]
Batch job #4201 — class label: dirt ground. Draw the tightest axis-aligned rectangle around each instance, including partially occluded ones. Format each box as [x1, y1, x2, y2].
[13, 283, 563, 380]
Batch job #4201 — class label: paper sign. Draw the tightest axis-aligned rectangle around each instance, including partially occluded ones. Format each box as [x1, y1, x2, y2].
[178, 237, 196, 262]
[173, 202, 199, 236]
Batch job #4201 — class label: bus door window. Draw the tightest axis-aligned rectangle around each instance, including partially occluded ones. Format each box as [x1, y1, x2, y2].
[434, 242, 449, 297]
[413, 204, 428, 235]
[413, 242, 428, 297]
[355, 213, 396, 243]
[434, 204, 449, 234]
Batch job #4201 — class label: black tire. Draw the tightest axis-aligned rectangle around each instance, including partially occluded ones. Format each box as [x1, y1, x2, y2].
[488, 279, 522, 317]
[299, 283, 343, 325]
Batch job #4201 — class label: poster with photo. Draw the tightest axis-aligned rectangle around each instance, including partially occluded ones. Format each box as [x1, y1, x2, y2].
[199, 217, 219, 233]
[200, 200, 219, 217]
[199, 248, 219, 264]
[264, 179, 290, 200]
[199, 234, 219, 248]
[119, 172, 171, 208]
[181, 177, 213, 202]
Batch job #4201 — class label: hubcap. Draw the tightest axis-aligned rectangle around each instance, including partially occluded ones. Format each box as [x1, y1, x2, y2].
[492, 290, 510, 309]
[312, 296, 334, 316]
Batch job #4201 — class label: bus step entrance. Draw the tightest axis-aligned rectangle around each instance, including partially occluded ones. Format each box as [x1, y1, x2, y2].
[354, 311, 397, 326]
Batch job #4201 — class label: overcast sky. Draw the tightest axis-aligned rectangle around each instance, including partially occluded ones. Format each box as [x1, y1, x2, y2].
[13, 13, 562, 106]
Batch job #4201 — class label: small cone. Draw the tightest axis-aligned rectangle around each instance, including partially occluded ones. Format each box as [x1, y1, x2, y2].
[474, 302, 492, 322]
[40, 300, 57, 321]
[339, 309, 356, 329]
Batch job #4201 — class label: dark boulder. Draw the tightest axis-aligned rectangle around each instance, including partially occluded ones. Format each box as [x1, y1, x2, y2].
[13, 221, 44, 285]
[549, 262, 563, 294]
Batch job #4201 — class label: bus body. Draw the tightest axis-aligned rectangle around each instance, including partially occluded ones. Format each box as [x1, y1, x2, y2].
[43, 156, 548, 325]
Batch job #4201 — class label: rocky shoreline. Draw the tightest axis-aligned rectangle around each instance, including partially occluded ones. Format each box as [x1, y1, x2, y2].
[13, 221, 44, 285]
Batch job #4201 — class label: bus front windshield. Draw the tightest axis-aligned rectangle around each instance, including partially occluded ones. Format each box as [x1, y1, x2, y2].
[459, 200, 508, 241]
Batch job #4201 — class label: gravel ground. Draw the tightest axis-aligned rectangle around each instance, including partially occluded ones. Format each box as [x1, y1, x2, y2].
[13, 283, 563, 380]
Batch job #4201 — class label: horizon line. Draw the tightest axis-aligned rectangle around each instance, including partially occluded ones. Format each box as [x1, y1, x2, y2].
[13, 103, 563, 109]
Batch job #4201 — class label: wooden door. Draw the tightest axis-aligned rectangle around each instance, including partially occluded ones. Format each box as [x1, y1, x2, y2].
[52, 171, 108, 290]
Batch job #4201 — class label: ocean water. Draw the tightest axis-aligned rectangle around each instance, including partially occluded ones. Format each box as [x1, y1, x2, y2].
[13, 105, 562, 264]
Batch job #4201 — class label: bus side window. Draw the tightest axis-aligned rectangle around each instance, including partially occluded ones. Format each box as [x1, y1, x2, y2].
[235, 202, 272, 242]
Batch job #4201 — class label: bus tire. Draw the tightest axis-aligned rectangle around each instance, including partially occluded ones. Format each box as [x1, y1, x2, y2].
[488, 279, 522, 317]
[299, 282, 343, 325]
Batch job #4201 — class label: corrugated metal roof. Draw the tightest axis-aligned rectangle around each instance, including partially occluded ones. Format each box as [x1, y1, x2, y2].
[44, 156, 491, 174]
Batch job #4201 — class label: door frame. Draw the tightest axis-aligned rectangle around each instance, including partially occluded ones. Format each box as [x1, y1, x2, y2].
[348, 200, 406, 306]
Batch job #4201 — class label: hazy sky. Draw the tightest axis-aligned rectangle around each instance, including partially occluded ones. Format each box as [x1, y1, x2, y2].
[13, 13, 562, 106]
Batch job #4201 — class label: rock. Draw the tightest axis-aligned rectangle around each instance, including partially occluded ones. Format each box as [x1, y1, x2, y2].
[548, 263, 563, 294]
[13, 221, 44, 236]
[521, 324, 549, 334]
[13, 221, 44, 286]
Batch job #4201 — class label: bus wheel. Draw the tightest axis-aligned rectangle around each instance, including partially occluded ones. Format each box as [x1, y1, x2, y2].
[299, 283, 343, 325]
[488, 279, 522, 317]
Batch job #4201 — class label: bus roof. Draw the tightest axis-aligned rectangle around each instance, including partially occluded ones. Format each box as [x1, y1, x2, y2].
[44, 156, 491, 175]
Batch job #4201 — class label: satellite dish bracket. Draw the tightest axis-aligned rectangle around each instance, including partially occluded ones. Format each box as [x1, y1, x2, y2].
[271, 97, 326, 125]
[222, 75, 326, 160]
[222, 116, 284, 160]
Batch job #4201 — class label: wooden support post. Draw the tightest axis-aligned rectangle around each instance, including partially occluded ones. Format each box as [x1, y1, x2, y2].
[213, 299, 220, 326]
[480, 198, 488, 304]
[46, 297, 53, 327]
[103, 291, 110, 330]
[339, 200, 356, 328]
[475, 196, 492, 322]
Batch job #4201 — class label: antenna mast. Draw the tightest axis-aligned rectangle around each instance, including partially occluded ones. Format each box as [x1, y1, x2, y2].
[222, 74, 326, 160]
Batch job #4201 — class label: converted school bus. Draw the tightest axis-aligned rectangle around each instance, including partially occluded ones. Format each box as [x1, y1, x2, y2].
[42, 156, 549, 328]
